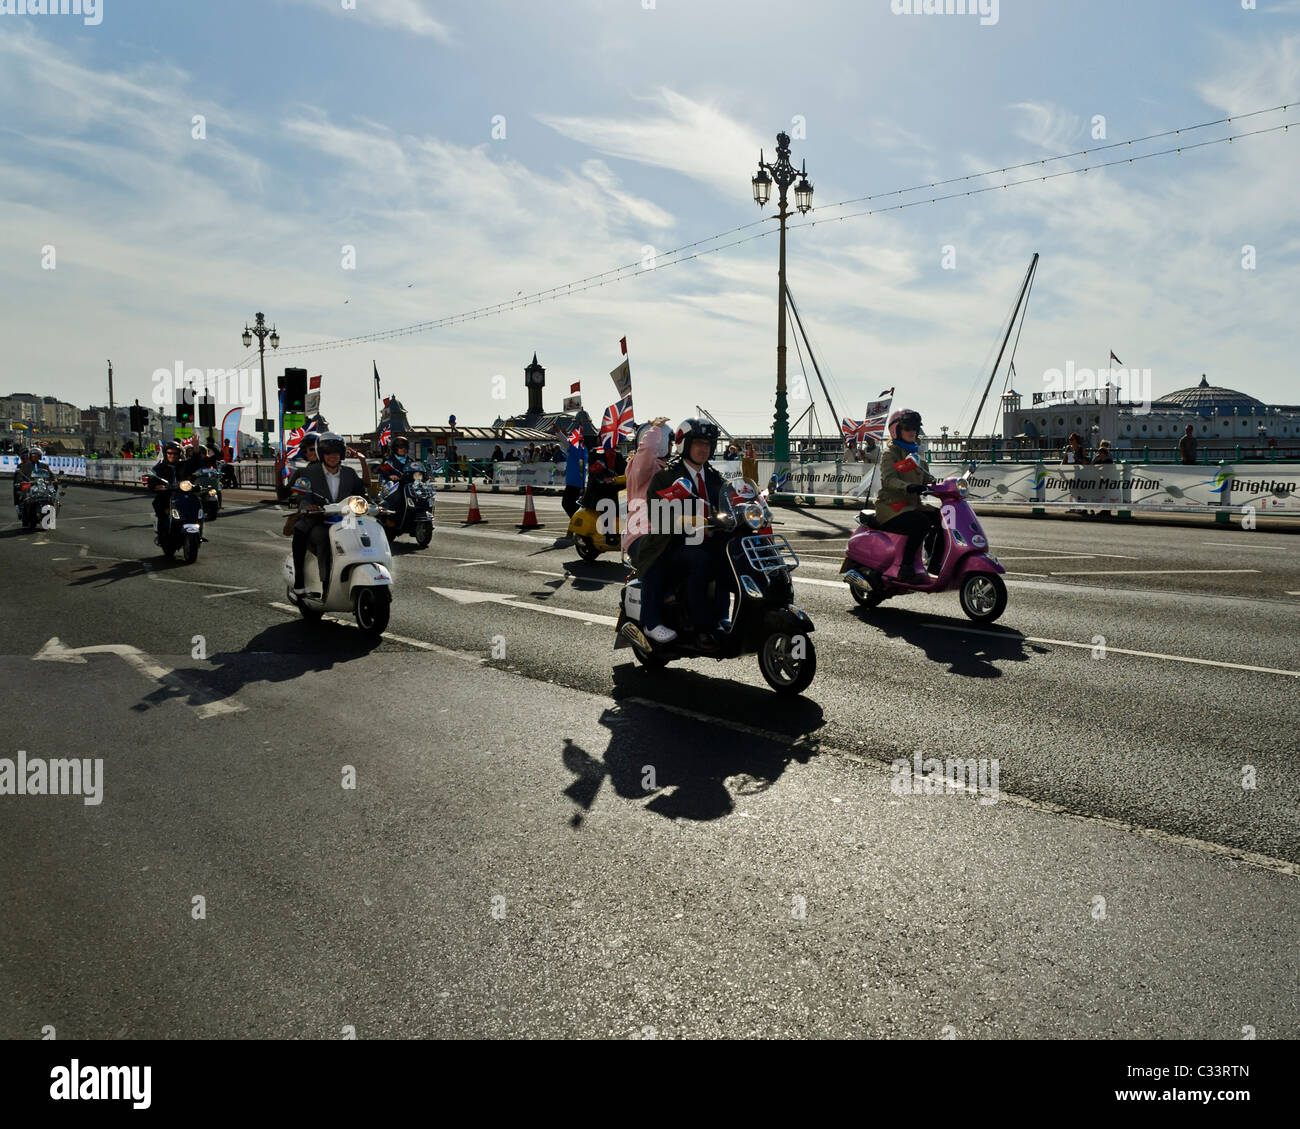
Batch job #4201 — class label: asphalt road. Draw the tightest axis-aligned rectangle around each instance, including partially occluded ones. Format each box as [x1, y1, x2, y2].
[1, 485, 1297, 1038]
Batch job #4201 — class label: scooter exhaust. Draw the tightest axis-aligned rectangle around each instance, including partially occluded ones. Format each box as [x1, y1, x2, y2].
[619, 622, 650, 651]
[843, 568, 873, 596]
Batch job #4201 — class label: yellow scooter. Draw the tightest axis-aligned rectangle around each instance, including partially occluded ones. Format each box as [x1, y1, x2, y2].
[567, 476, 625, 561]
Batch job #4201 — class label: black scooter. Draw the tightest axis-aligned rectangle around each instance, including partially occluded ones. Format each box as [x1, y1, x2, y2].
[377, 461, 436, 548]
[16, 471, 62, 531]
[144, 473, 205, 563]
[614, 476, 817, 695]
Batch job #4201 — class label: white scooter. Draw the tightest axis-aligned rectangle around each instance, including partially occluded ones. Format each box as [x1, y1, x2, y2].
[282, 489, 395, 636]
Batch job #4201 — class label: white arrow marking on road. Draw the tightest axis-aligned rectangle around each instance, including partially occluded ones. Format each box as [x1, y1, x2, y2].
[148, 576, 258, 597]
[32, 637, 246, 717]
[427, 587, 620, 626]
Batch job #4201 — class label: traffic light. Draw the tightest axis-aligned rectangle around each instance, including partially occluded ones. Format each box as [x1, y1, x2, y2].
[283, 368, 308, 414]
[175, 395, 193, 425]
[198, 398, 216, 428]
[129, 404, 147, 433]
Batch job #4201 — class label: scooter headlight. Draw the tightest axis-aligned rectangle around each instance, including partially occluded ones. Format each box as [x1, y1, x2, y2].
[348, 495, 368, 515]
[412, 471, 424, 482]
[958, 481, 968, 497]
[179, 481, 193, 492]
[740, 502, 765, 530]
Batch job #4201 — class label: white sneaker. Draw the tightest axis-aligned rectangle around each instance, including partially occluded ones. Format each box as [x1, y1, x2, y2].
[647, 625, 678, 644]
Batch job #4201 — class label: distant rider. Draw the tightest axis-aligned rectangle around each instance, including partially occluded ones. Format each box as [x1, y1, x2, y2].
[148, 441, 199, 542]
[873, 409, 939, 583]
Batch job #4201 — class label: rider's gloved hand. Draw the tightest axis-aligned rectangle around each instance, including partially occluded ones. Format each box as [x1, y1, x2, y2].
[906, 483, 927, 494]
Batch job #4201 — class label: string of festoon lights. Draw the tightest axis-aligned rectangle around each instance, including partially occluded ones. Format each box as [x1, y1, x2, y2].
[271, 103, 1293, 358]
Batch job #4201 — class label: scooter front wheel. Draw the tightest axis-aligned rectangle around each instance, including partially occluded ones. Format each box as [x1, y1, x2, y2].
[758, 631, 817, 695]
[415, 522, 433, 548]
[183, 532, 201, 564]
[574, 535, 601, 561]
[354, 587, 391, 636]
[959, 572, 1007, 623]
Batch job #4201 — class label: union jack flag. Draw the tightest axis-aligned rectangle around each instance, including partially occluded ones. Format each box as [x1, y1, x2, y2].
[841, 417, 868, 443]
[569, 427, 585, 449]
[599, 395, 635, 450]
[284, 418, 323, 462]
[378, 423, 391, 447]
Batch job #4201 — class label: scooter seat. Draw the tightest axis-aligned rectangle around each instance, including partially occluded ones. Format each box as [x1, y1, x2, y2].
[857, 509, 885, 530]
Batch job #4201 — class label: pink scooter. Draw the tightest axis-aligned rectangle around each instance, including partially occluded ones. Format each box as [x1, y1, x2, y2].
[840, 469, 1008, 622]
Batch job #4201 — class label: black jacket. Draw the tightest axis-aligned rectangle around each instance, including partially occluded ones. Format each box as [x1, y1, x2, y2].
[297, 462, 366, 526]
[635, 457, 726, 572]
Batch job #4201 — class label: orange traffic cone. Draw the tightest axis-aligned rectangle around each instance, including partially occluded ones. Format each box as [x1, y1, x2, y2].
[465, 482, 486, 524]
[517, 486, 543, 529]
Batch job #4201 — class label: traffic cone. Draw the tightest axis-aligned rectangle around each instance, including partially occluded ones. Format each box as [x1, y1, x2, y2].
[517, 486, 543, 529]
[465, 482, 486, 524]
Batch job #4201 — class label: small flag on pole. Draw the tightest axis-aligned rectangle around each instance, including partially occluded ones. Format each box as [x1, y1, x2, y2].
[373, 361, 381, 396]
[599, 396, 635, 449]
[1109, 350, 1122, 366]
[880, 387, 894, 397]
[620, 337, 628, 356]
[570, 381, 580, 394]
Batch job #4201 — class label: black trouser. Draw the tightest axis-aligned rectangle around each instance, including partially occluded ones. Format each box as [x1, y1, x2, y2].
[307, 522, 333, 590]
[152, 490, 170, 528]
[291, 524, 310, 588]
[561, 485, 582, 518]
[884, 508, 941, 573]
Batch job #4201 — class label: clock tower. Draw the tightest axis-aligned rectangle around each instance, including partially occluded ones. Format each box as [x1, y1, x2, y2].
[524, 352, 545, 416]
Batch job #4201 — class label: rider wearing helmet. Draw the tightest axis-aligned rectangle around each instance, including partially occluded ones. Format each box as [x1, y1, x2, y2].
[13, 445, 54, 510]
[873, 408, 940, 583]
[149, 440, 199, 537]
[293, 432, 368, 596]
[634, 418, 730, 646]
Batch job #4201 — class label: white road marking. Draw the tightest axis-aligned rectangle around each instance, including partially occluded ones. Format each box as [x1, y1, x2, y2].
[203, 589, 258, 599]
[438, 527, 555, 545]
[996, 554, 1107, 561]
[32, 637, 245, 717]
[793, 576, 850, 588]
[452, 559, 500, 567]
[530, 570, 624, 586]
[926, 624, 1300, 678]
[1203, 542, 1293, 550]
[1048, 568, 1261, 576]
[149, 576, 255, 592]
[268, 602, 487, 662]
[618, 694, 1296, 877]
[427, 586, 619, 626]
[994, 544, 1139, 558]
[1287, 591, 1300, 596]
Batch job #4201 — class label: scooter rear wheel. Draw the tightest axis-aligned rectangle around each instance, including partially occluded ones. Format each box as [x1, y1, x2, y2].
[758, 631, 817, 695]
[849, 583, 886, 609]
[574, 535, 600, 561]
[959, 572, 1007, 623]
[183, 532, 201, 564]
[289, 586, 324, 623]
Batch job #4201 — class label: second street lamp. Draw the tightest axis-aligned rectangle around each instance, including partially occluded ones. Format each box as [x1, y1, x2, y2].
[242, 311, 280, 456]
[752, 131, 813, 482]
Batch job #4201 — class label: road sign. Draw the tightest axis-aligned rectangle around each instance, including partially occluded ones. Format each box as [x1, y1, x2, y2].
[255, 418, 275, 432]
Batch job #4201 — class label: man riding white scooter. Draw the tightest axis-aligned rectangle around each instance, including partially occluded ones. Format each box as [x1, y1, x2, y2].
[292, 432, 367, 597]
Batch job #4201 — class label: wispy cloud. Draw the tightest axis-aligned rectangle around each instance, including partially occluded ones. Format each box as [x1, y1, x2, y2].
[278, 0, 452, 42]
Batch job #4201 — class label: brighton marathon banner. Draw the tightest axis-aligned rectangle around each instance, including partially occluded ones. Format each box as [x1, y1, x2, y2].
[754, 456, 1300, 513]
[0, 455, 87, 477]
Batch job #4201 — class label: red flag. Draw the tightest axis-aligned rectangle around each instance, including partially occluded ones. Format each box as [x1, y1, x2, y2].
[309, 375, 321, 389]
[893, 454, 919, 474]
[620, 337, 627, 356]
[656, 478, 693, 502]
[570, 382, 580, 394]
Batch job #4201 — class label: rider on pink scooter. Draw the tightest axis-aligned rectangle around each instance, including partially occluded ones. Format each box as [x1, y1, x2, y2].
[872, 409, 939, 584]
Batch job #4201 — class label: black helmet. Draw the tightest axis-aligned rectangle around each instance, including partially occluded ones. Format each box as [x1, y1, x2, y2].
[887, 409, 923, 440]
[316, 432, 346, 459]
[675, 418, 720, 460]
[391, 434, 409, 451]
[162, 441, 181, 457]
[301, 432, 319, 452]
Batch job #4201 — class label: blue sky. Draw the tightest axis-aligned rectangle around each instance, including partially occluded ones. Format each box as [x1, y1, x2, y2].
[2, 0, 1298, 440]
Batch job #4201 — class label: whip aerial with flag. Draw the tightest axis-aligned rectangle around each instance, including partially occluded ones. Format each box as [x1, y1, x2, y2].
[378, 422, 391, 448]
[610, 337, 632, 399]
[284, 418, 323, 467]
[599, 396, 635, 450]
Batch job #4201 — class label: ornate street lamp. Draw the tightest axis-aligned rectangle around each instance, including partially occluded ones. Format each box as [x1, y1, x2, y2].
[242, 311, 279, 456]
[751, 131, 813, 475]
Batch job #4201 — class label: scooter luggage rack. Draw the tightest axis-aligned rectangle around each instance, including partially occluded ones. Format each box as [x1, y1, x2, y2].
[740, 533, 799, 573]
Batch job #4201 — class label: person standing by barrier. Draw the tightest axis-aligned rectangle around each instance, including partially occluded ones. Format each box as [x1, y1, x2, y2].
[741, 441, 759, 484]
[1092, 440, 1114, 465]
[1060, 432, 1090, 465]
[562, 430, 587, 519]
[1178, 425, 1198, 465]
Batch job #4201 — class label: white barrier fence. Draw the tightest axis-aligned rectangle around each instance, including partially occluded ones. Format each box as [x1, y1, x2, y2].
[492, 462, 567, 489]
[757, 458, 1300, 514]
[0, 455, 87, 476]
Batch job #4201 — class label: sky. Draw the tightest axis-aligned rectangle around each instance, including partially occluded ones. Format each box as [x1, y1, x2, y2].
[2, 0, 1298, 443]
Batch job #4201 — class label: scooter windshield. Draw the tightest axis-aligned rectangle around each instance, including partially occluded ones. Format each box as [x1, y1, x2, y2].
[717, 476, 772, 532]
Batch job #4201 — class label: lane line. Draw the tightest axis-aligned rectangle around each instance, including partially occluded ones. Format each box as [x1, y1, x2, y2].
[617, 697, 1297, 878]
[1203, 542, 1293, 551]
[268, 602, 488, 663]
[1048, 568, 1261, 576]
[925, 623, 1300, 678]
[530, 570, 624, 586]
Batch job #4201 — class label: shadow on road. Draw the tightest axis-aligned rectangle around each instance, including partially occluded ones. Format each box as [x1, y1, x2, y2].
[133, 620, 382, 713]
[561, 664, 826, 826]
[856, 606, 1045, 677]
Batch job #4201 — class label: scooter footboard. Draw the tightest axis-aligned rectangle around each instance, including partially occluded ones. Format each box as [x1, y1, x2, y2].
[764, 607, 815, 635]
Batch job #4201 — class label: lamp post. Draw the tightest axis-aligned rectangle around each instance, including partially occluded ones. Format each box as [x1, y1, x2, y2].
[752, 131, 813, 474]
[242, 312, 280, 456]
